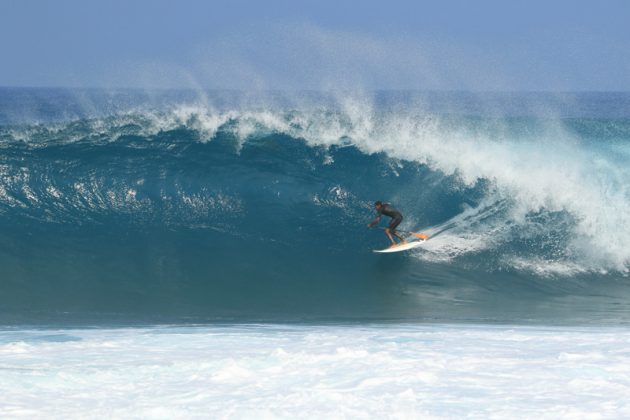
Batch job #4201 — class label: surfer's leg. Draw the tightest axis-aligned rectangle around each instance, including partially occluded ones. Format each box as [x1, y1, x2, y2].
[392, 230, 407, 244]
[384, 228, 396, 245]
[389, 216, 406, 244]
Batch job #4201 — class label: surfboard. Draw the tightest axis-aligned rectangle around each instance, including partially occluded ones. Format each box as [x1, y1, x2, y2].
[373, 240, 425, 253]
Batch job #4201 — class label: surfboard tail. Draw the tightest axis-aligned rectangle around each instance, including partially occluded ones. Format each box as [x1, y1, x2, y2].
[413, 232, 429, 240]
[380, 227, 430, 240]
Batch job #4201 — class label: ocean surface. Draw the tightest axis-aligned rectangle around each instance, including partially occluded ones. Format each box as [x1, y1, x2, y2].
[1, 88, 630, 417]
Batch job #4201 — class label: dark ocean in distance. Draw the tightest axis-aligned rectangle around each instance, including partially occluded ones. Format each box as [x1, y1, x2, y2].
[1, 88, 630, 325]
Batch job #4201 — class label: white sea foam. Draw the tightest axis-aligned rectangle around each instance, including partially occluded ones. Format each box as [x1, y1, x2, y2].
[1, 324, 630, 419]
[508, 256, 590, 277]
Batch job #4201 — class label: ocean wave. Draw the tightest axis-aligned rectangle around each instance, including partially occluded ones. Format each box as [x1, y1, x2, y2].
[1, 94, 630, 322]
[2, 102, 629, 274]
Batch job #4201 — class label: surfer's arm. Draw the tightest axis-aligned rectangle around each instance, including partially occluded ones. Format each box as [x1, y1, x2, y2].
[368, 215, 381, 228]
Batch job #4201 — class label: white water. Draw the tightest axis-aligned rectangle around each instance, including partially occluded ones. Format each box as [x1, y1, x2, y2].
[2, 324, 630, 419]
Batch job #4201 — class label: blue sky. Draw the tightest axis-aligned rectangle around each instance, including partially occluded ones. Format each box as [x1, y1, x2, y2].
[1, 0, 629, 90]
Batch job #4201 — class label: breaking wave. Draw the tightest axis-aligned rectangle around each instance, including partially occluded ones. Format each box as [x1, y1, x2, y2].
[1, 89, 630, 323]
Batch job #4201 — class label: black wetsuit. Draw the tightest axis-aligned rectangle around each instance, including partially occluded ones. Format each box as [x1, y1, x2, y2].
[373, 204, 403, 231]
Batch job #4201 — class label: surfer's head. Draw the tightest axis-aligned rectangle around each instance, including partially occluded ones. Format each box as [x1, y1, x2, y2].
[374, 201, 382, 209]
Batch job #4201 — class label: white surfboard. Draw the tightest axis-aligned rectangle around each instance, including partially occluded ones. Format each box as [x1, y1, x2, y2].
[373, 240, 425, 253]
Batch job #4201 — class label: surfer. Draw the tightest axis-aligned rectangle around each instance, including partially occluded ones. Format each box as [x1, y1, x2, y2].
[368, 201, 407, 247]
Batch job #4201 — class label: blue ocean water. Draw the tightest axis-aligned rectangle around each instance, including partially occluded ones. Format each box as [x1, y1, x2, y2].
[1, 88, 630, 325]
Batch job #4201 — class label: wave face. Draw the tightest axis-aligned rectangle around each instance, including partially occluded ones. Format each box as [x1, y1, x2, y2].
[1, 89, 630, 324]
